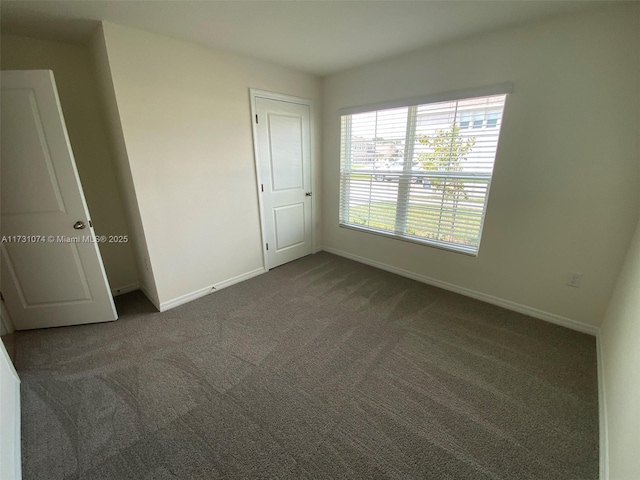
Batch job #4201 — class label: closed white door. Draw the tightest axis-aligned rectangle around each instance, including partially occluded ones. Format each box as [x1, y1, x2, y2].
[1, 70, 117, 330]
[254, 96, 312, 269]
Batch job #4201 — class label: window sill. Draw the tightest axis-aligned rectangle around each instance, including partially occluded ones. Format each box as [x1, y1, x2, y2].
[338, 223, 478, 257]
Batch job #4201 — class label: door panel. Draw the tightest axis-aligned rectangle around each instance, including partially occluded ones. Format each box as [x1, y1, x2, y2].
[3, 242, 91, 305]
[255, 96, 312, 269]
[268, 114, 304, 191]
[2, 88, 67, 215]
[273, 203, 305, 251]
[1, 70, 117, 330]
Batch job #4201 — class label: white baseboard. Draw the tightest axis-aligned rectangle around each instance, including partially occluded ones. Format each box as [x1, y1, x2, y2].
[0, 300, 15, 335]
[111, 282, 140, 297]
[159, 267, 266, 312]
[320, 246, 600, 336]
[596, 334, 608, 480]
[213, 267, 266, 291]
[159, 284, 216, 312]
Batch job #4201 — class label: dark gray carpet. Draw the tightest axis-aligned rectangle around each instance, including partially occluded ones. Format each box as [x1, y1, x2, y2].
[3, 252, 599, 479]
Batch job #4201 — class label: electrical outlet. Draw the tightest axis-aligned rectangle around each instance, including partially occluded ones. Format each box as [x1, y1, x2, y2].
[566, 272, 583, 288]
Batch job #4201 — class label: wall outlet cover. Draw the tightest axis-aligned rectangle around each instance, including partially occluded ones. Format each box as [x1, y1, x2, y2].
[566, 272, 583, 288]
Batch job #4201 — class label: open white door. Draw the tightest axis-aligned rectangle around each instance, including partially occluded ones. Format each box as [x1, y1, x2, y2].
[253, 94, 313, 269]
[1, 70, 117, 330]
[0, 340, 20, 480]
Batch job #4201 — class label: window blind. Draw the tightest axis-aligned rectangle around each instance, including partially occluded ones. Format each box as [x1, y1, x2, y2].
[339, 93, 508, 255]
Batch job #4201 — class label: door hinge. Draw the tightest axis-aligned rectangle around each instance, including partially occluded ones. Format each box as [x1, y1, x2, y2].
[255, 114, 259, 124]
[0, 291, 4, 302]
[89, 220, 93, 228]
[266, 243, 269, 251]
[261, 184, 264, 192]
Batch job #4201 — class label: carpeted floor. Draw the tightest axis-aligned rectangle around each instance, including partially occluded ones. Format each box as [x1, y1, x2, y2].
[3, 252, 599, 479]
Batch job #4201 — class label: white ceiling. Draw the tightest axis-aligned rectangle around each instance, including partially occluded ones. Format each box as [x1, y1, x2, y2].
[1, 1, 614, 76]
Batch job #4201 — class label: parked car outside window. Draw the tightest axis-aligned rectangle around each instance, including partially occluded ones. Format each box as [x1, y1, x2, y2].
[374, 160, 430, 188]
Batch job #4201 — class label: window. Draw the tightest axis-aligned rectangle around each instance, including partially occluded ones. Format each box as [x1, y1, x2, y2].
[472, 112, 484, 129]
[459, 108, 502, 130]
[460, 112, 471, 129]
[339, 90, 508, 255]
[486, 110, 500, 128]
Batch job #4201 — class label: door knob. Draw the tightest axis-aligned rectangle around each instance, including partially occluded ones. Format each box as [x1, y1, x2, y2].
[305, 192, 312, 197]
[73, 221, 86, 230]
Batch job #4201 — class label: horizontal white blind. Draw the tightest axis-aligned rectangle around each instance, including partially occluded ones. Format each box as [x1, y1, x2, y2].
[339, 94, 507, 255]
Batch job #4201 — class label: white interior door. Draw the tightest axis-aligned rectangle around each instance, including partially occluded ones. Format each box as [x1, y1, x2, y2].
[0, 340, 20, 480]
[254, 95, 312, 269]
[1, 70, 117, 330]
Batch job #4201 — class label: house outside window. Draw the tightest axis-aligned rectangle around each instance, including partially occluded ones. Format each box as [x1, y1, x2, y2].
[459, 107, 502, 131]
[339, 89, 509, 255]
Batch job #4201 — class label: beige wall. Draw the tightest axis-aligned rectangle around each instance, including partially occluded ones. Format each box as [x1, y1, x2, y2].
[1, 34, 139, 292]
[322, 4, 640, 327]
[90, 27, 160, 304]
[95, 22, 322, 307]
[601, 218, 640, 478]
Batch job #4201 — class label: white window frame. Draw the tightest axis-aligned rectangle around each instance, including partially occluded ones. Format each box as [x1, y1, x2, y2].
[338, 84, 512, 256]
